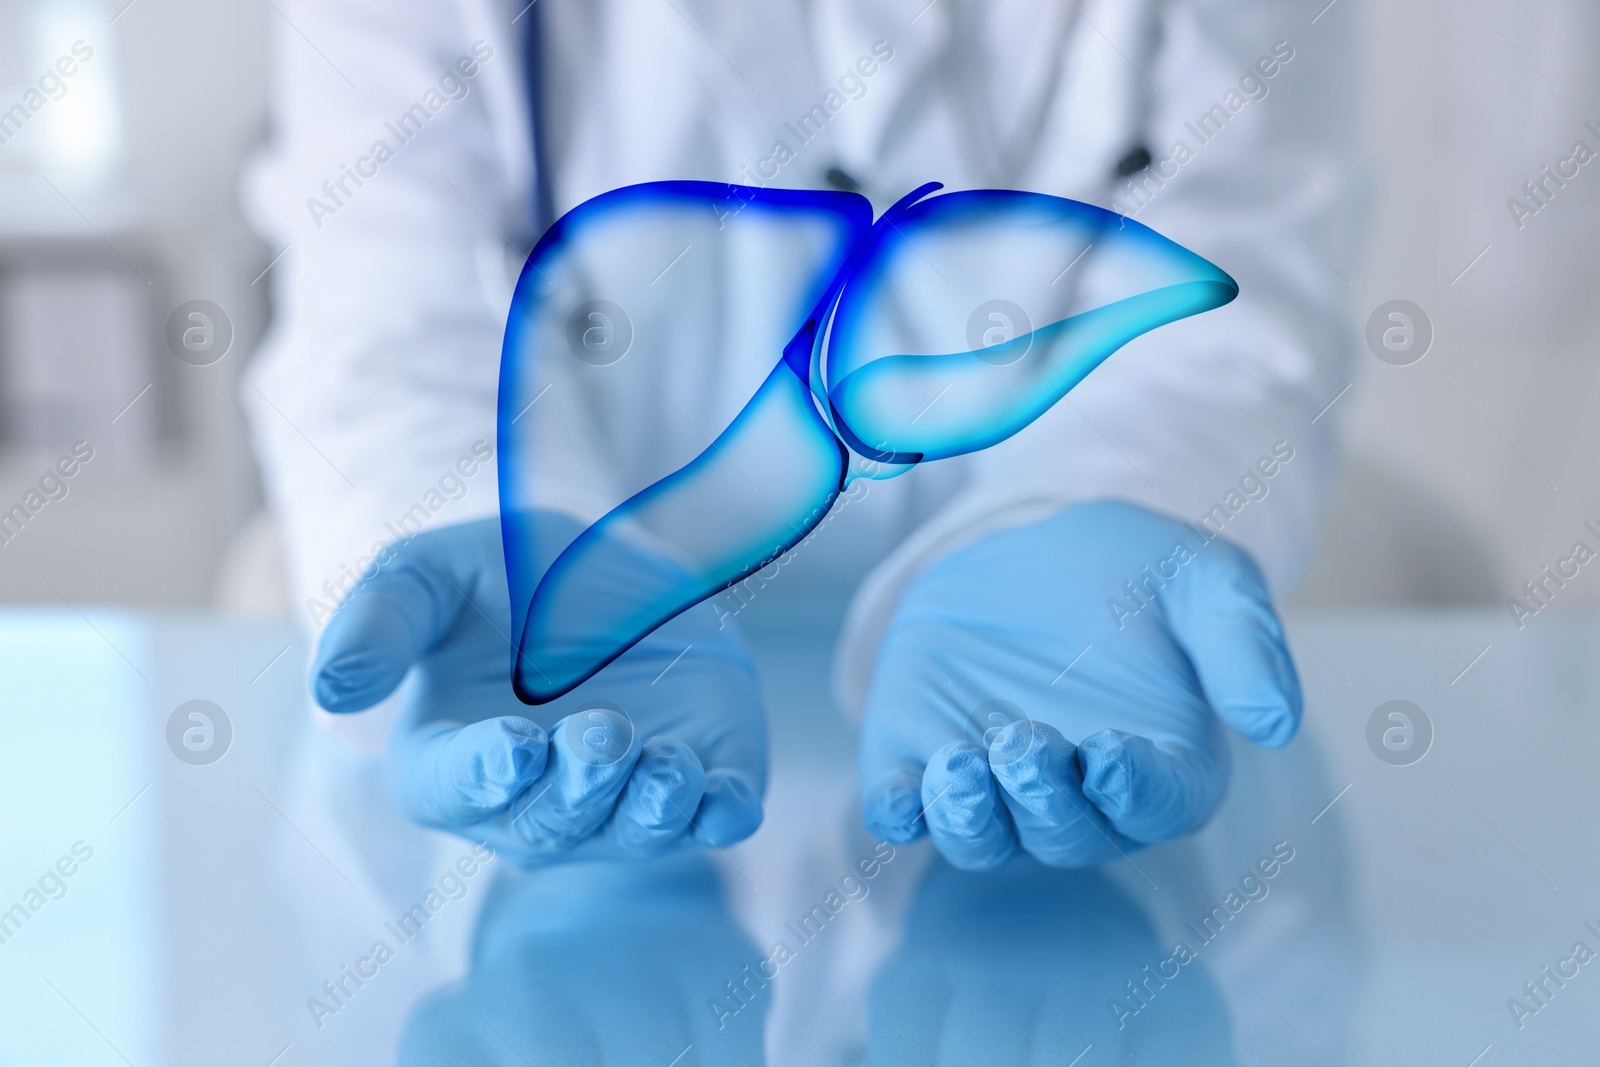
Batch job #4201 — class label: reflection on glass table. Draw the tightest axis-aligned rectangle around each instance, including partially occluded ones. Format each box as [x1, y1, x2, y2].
[2, 601, 1599, 1064]
[399, 854, 765, 1065]
[868, 858, 1236, 1065]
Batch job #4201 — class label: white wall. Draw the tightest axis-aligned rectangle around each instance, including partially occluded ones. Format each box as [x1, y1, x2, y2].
[1295, 0, 1600, 612]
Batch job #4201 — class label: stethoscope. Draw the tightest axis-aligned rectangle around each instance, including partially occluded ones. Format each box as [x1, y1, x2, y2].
[521, 4, 1154, 244]
[522, 3, 556, 235]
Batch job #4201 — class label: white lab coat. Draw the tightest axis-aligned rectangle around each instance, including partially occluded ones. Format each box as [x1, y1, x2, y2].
[242, 0, 1360, 723]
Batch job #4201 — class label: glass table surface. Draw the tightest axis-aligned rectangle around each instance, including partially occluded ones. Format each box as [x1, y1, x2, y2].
[1, 596, 1596, 1065]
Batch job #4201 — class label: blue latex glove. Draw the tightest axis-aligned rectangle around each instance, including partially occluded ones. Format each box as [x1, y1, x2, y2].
[860, 500, 1301, 870]
[311, 516, 767, 867]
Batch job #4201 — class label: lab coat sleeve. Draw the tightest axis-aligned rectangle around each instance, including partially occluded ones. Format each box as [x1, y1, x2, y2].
[240, 0, 534, 631]
[832, 0, 1362, 716]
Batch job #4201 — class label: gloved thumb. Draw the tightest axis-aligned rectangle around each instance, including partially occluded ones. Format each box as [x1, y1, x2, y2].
[311, 529, 487, 712]
[1158, 537, 1303, 748]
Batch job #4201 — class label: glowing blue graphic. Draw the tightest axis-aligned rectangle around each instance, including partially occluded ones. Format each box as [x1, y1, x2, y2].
[499, 181, 1236, 704]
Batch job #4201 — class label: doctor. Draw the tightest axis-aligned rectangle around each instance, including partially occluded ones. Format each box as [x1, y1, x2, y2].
[244, 0, 1357, 870]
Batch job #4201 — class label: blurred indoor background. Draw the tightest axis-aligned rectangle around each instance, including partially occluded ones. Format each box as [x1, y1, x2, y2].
[0, 0, 1596, 617]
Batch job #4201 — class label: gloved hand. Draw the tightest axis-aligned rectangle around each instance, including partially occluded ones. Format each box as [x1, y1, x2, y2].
[859, 500, 1301, 870]
[310, 516, 767, 867]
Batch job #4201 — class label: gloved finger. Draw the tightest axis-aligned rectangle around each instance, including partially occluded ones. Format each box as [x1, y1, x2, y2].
[692, 768, 764, 847]
[604, 737, 707, 856]
[1160, 541, 1303, 748]
[986, 719, 1131, 867]
[921, 740, 1016, 871]
[390, 716, 550, 827]
[860, 718, 930, 844]
[311, 550, 473, 713]
[655, 641, 767, 849]
[1078, 729, 1226, 843]
[511, 705, 641, 856]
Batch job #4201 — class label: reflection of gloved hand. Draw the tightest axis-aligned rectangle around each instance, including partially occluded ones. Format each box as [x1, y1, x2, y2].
[869, 857, 1235, 1065]
[860, 501, 1300, 870]
[400, 853, 766, 1065]
[311, 517, 767, 867]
